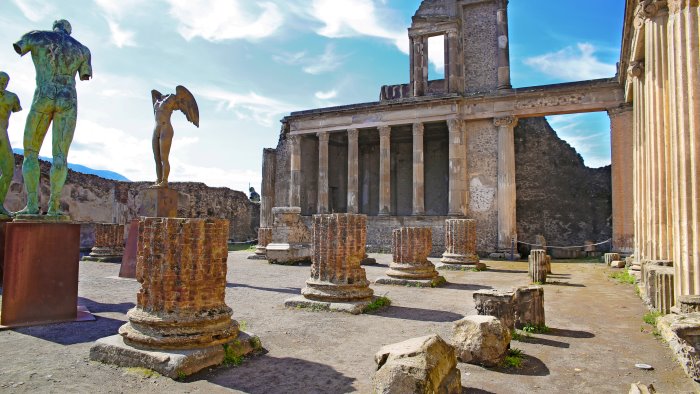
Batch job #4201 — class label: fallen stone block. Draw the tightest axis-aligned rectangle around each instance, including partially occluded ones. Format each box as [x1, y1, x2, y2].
[610, 260, 626, 268]
[514, 286, 545, 329]
[473, 289, 516, 330]
[657, 313, 700, 382]
[452, 315, 510, 367]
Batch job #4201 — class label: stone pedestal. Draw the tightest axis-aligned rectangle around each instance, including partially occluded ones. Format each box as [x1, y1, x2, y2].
[138, 187, 178, 218]
[248, 227, 272, 260]
[514, 286, 545, 329]
[439, 219, 483, 270]
[657, 313, 700, 381]
[640, 260, 673, 307]
[604, 253, 620, 266]
[90, 218, 260, 377]
[83, 223, 125, 263]
[119, 219, 139, 279]
[677, 296, 700, 314]
[376, 227, 444, 287]
[473, 289, 516, 330]
[1, 222, 94, 328]
[285, 214, 374, 314]
[528, 249, 548, 283]
[266, 207, 312, 265]
[654, 267, 674, 315]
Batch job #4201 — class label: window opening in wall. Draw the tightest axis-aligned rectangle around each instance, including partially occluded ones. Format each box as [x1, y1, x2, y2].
[427, 35, 446, 91]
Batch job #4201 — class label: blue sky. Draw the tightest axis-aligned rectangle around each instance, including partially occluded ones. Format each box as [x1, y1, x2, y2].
[0, 0, 624, 191]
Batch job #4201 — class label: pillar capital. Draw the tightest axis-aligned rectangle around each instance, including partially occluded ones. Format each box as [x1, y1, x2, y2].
[412, 123, 424, 136]
[668, 0, 699, 13]
[317, 131, 329, 142]
[378, 125, 391, 138]
[628, 61, 645, 79]
[607, 104, 634, 118]
[288, 133, 301, 144]
[446, 118, 463, 133]
[347, 128, 359, 140]
[494, 115, 518, 128]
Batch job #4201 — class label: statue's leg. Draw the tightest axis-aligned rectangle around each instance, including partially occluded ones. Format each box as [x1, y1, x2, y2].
[0, 127, 14, 217]
[157, 126, 173, 188]
[152, 127, 162, 185]
[16, 106, 52, 215]
[47, 103, 77, 216]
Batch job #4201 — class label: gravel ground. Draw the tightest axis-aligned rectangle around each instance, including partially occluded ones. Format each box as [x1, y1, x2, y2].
[0, 252, 695, 393]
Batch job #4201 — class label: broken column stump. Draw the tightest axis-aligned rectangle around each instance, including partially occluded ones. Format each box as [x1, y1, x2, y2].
[82, 223, 125, 263]
[90, 218, 261, 378]
[604, 252, 620, 266]
[514, 286, 546, 329]
[375, 227, 445, 287]
[285, 213, 375, 314]
[529, 249, 548, 283]
[654, 267, 674, 315]
[452, 315, 511, 367]
[266, 207, 312, 265]
[657, 312, 700, 382]
[248, 227, 272, 260]
[678, 295, 700, 314]
[473, 289, 516, 330]
[373, 334, 461, 394]
[439, 219, 484, 270]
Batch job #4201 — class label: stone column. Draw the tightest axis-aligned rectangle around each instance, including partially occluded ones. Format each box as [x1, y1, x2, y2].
[347, 128, 359, 214]
[447, 119, 468, 216]
[496, 0, 512, 90]
[378, 126, 392, 216]
[289, 134, 302, 207]
[83, 223, 125, 262]
[608, 105, 634, 253]
[317, 132, 330, 214]
[287, 214, 374, 313]
[668, 0, 700, 298]
[119, 218, 238, 349]
[494, 116, 518, 250]
[445, 30, 464, 94]
[514, 286, 545, 329]
[411, 36, 429, 97]
[473, 289, 516, 330]
[528, 250, 548, 284]
[412, 123, 425, 216]
[376, 227, 444, 287]
[250, 227, 272, 259]
[629, 61, 646, 263]
[260, 148, 277, 228]
[441, 219, 483, 269]
[644, 3, 671, 261]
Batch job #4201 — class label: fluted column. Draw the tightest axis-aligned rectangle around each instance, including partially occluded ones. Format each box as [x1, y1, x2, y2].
[260, 148, 277, 228]
[630, 61, 646, 263]
[347, 128, 359, 214]
[668, 0, 700, 298]
[378, 126, 391, 215]
[289, 134, 301, 207]
[495, 116, 518, 250]
[413, 123, 425, 215]
[644, 2, 671, 261]
[447, 119, 468, 216]
[608, 105, 634, 253]
[496, 0, 512, 90]
[317, 132, 330, 214]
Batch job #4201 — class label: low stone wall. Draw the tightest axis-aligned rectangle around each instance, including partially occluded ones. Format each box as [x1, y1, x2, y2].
[364, 216, 449, 257]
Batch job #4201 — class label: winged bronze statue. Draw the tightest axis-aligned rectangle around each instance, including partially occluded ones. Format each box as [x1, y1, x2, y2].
[150, 85, 199, 188]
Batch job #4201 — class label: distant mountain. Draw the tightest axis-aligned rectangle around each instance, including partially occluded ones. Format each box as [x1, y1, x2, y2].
[12, 148, 130, 181]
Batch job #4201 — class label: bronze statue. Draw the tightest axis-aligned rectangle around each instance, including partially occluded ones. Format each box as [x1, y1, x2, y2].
[151, 86, 199, 188]
[0, 72, 22, 219]
[13, 19, 92, 218]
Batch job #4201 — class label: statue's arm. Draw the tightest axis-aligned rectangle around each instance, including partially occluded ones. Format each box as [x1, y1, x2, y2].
[12, 94, 21, 113]
[13, 32, 34, 56]
[79, 47, 93, 81]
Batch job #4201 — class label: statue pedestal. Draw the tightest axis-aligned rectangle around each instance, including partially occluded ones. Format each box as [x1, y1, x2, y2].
[118, 219, 139, 279]
[0, 222, 94, 328]
[138, 187, 178, 218]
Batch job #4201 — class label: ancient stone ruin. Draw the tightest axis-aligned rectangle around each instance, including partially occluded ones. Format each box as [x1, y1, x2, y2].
[452, 315, 511, 367]
[528, 249, 548, 283]
[440, 219, 483, 270]
[474, 286, 546, 330]
[375, 227, 445, 287]
[266, 207, 311, 265]
[249, 227, 272, 260]
[82, 223, 124, 263]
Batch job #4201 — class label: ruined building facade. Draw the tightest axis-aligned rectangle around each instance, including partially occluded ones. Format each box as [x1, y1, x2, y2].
[261, 0, 630, 255]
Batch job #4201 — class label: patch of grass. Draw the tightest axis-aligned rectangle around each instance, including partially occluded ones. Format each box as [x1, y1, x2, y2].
[522, 324, 549, 334]
[502, 348, 524, 369]
[249, 336, 263, 351]
[532, 281, 543, 286]
[470, 266, 487, 272]
[222, 344, 244, 367]
[176, 371, 186, 381]
[510, 329, 530, 342]
[238, 320, 248, 331]
[431, 277, 447, 288]
[125, 367, 160, 378]
[363, 296, 391, 313]
[228, 243, 256, 252]
[643, 311, 662, 326]
[609, 270, 636, 285]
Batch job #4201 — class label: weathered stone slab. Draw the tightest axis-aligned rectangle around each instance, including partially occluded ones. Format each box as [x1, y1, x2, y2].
[657, 313, 700, 381]
[374, 276, 445, 288]
[138, 187, 178, 218]
[452, 315, 510, 367]
[514, 285, 545, 329]
[678, 295, 700, 314]
[284, 295, 373, 315]
[473, 289, 516, 330]
[90, 332, 261, 379]
[610, 260, 626, 268]
[267, 207, 312, 265]
[373, 334, 461, 394]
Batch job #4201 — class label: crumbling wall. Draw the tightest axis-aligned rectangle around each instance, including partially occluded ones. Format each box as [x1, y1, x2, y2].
[5, 154, 260, 244]
[515, 117, 612, 250]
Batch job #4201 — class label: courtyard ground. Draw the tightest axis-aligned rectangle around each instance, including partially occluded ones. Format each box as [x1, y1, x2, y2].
[0, 252, 695, 393]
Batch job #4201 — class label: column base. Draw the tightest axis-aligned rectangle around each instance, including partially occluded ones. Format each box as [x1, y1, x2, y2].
[374, 276, 446, 288]
[285, 295, 380, 315]
[89, 331, 262, 379]
[301, 278, 374, 302]
[266, 243, 311, 265]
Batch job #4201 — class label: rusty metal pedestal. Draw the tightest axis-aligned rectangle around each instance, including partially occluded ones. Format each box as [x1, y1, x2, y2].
[118, 219, 139, 279]
[0, 222, 94, 328]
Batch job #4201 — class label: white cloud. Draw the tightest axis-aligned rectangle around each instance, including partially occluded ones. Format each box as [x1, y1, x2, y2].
[427, 35, 445, 74]
[165, 0, 284, 41]
[524, 43, 616, 81]
[315, 90, 337, 100]
[107, 20, 137, 48]
[10, 0, 55, 22]
[302, 45, 345, 75]
[197, 88, 297, 127]
[309, 0, 407, 53]
[95, 0, 144, 19]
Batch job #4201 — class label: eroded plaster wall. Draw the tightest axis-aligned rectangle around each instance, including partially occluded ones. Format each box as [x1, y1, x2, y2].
[466, 119, 499, 253]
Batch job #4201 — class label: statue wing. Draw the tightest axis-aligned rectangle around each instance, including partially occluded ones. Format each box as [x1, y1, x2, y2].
[175, 85, 200, 128]
[151, 89, 163, 110]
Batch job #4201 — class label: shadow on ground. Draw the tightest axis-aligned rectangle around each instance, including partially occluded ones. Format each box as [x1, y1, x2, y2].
[515, 335, 570, 348]
[544, 327, 595, 339]
[227, 283, 301, 295]
[492, 354, 550, 376]
[443, 283, 493, 291]
[372, 305, 463, 322]
[201, 355, 356, 394]
[544, 281, 586, 288]
[483, 268, 528, 274]
[463, 388, 497, 394]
